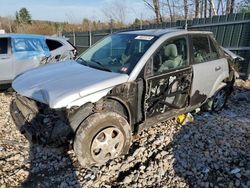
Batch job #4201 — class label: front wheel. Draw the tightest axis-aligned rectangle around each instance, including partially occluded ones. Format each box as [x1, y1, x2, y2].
[73, 112, 131, 168]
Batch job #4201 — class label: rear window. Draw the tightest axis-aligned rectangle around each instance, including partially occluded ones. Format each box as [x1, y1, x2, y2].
[0, 38, 8, 54]
[46, 39, 63, 51]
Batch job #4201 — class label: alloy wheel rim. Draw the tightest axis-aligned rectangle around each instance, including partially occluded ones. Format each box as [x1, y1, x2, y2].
[91, 127, 125, 164]
[213, 90, 226, 110]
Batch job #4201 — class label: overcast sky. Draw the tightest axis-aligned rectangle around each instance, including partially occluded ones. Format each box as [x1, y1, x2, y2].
[0, 0, 154, 23]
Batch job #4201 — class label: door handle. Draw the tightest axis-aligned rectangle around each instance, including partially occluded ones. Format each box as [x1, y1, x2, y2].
[215, 66, 221, 71]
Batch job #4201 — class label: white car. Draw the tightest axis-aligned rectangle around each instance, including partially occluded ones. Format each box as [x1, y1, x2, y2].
[0, 34, 76, 85]
[11, 29, 238, 167]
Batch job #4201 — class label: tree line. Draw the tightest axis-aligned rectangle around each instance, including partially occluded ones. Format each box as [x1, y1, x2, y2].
[143, 0, 250, 23]
[0, 0, 249, 35]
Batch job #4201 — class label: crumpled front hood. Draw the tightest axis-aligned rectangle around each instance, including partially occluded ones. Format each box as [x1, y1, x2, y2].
[12, 60, 129, 108]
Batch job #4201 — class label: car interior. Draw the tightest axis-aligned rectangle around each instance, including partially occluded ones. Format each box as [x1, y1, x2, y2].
[192, 36, 219, 63]
[153, 38, 187, 74]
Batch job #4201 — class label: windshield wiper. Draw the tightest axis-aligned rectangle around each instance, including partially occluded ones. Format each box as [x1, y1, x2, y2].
[91, 59, 112, 72]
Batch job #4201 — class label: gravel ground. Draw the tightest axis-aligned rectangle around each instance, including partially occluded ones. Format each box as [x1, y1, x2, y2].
[0, 80, 249, 188]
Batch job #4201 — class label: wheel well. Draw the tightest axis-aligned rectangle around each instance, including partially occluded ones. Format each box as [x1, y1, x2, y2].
[68, 102, 94, 132]
[103, 98, 131, 125]
[68, 98, 132, 134]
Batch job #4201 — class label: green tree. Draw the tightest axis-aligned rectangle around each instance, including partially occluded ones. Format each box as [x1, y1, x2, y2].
[132, 18, 141, 27]
[241, 0, 250, 12]
[82, 18, 91, 31]
[16, 8, 32, 25]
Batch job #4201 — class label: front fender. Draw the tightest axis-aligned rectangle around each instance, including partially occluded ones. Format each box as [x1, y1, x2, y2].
[66, 88, 112, 109]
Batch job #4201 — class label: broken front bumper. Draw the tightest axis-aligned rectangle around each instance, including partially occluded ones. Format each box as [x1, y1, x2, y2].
[10, 95, 73, 144]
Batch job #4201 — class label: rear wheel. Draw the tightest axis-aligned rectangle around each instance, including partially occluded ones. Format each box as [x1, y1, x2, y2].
[74, 112, 131, 168]
[212, 88, 228, 111]
[202, 87, 229, 112]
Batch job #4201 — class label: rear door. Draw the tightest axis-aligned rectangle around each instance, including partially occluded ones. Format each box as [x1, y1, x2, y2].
[190, 34, 229, 106]
[0, 37, 13, 82]
[12, 37, 48, 77]
[144, 36, 192, 119]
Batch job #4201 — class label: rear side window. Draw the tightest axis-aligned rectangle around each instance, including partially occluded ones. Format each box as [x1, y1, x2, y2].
[13, 38, 47, 52]
[192, 35, 219, 63]
[192, 36, 210, 63]
[209, 37, 220, 60]
[46, 39, 63, 51]
[0, 38, 8, 54]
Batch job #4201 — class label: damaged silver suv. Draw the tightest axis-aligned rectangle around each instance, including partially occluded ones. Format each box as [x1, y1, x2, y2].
[11, 29, 237, 167]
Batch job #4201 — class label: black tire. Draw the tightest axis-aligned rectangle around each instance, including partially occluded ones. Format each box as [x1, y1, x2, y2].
[0, 84, 12, 92]
[211, 87, 229, 112]
[73, 112, 132, 168]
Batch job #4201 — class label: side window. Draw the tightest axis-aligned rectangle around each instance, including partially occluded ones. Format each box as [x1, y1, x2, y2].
[0, 38, 8, 54]
[209, 37, 220, 60]
[13, 38, 47, 52]
[192, 36, 210, 63]
[192, 35, 220, 63]
[151, 37, 188, 75]
[46, 39, 63, 51]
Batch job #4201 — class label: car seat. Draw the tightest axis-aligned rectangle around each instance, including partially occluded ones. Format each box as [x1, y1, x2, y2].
[158, 44, 183, 72]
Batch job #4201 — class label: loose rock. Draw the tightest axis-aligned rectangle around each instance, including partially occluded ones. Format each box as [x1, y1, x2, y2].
[0, 80, 249, 187]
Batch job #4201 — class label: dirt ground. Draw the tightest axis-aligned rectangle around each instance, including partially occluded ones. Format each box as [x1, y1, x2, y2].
[0, 80, 249, 188]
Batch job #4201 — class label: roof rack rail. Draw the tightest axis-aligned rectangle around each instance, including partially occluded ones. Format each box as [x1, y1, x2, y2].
[113, 28, 146, 34]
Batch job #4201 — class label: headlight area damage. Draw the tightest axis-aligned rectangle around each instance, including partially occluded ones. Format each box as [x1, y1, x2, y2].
[10, 94, 74, 145]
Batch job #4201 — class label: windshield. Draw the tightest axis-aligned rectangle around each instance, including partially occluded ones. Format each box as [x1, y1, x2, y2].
[77, 34, 156, 74]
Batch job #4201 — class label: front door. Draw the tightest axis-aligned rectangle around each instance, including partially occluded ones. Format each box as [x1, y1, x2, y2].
[0, 37, 13, 83]
[144, 36, 192, 119]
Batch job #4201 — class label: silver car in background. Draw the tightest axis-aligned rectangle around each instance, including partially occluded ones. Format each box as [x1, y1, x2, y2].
[0, 34, 76, 85]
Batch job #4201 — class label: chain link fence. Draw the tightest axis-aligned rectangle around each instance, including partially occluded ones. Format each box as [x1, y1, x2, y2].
[64, 13, 250, 77]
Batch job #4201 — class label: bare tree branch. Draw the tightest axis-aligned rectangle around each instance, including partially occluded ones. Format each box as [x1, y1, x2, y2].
[183, 0, 188, 20]
[143, 0, 155, 10]
[204, 0, 207, 18]
[226, 0, 235, 14]
[166, 0, 173, 22]
[210, 0, 217, 15]
[143, 0, 163, 23]
[200, 0, 204, 18]
[102, 0, 127, 24]
[195, 0, 200, 18]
